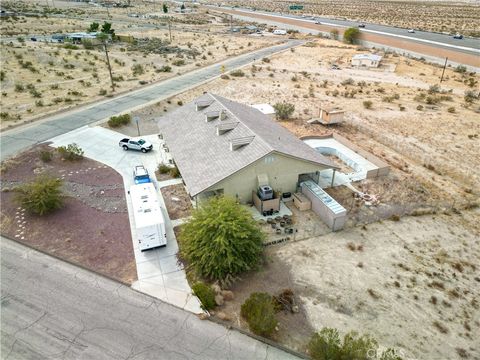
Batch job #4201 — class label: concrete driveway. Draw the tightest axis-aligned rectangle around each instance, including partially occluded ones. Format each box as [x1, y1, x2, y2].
[48, 126, 203, 314]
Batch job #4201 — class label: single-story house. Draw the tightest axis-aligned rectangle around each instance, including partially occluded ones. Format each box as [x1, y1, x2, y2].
[351, 54, 382, 68]
[157, 93, 338, 204]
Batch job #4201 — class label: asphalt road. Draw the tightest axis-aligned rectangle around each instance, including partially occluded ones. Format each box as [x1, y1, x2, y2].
[0, 39, 301, 161]
[0, 237, 299, 360]
[216, 6, 480, 56]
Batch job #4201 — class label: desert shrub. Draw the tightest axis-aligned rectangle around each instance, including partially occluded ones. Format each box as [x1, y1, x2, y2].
[291, 75, 298, 82]
[343, 27, 360, 44]
[0, 71, 5, 82]
[108, 114, 131, 128]
[158, 164, 171, 174]
[157, 65, 172, 72]
[180, 196, 264, 282]
[99, 89, 107, 96]
[132, 64, 144, 76]
[230, 69, 245, 77]
[273, 102, 295, 120]
[63, 43, 78, 50]
[39, 150, 53, 162]
[330, 29, 339, 40]
[308, 328, 342, 360]
[308, 328, 399, 360]
[172, 59, 185, 66]
[262, 57, 270, 63]
[454, 65, 467, 74]
[240, 292, 277, 337]
[14, 83, 25, 92]
[425, 96, 439, 105]
[341, 78, 354, 86]
[363, 100, 373, 109]
[169, 166, 180, 178]
[191, 282, 216, 310]
[464, 90, 478, 104]
[447, 106, 456, 113]
[15, 175, 64, 215]
[428, 84, 440, 94]
[177, 100, 183, 106]
[57, 143, 84, 161]
[82, 39, 94, 50]
[220, 74, 230, 80]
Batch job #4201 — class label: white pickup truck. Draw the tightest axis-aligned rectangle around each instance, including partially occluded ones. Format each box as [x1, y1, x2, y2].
[119, 137, 153, 153]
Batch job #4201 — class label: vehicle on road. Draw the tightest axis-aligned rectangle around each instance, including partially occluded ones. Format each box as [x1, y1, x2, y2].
[408, 29, 415, 33]
[453, 33, 463, 39]
[315, 20, 321, 24]
[273, 29, 287, 35]
[130, 183, 167, 251]
[30, 37, 37, 41]
[133, 165, 151, 184]
[358, 24, 366, 28]
[119, 138, 153, 153]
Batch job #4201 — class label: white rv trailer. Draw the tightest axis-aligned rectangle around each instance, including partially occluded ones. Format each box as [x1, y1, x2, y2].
[130, 183, 167, 251]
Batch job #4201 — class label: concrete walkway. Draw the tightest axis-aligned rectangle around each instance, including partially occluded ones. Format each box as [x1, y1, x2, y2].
[1, 40, 303, 161]
[47, 126, 203, 314]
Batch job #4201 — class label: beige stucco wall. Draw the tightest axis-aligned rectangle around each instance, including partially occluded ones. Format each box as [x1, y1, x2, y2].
[199, 152, 329, 204]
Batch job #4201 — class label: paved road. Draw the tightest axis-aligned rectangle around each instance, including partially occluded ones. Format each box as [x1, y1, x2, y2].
[0, 237, 299, 360]
[215, 6, 480, 55]
[0, 40, 301, 161]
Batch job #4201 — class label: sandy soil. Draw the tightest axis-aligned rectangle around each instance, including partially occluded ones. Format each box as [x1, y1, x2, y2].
[275, 210, 480, 360]
[160, 183, 192, 220]
[0, 144, 136, 284]
[0, 2, 276, 129]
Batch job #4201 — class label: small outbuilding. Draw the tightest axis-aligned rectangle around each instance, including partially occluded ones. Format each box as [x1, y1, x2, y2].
[351, 54, 382, 68]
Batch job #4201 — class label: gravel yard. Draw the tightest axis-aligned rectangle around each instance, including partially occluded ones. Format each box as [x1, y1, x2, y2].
[0, 144, 136, 284]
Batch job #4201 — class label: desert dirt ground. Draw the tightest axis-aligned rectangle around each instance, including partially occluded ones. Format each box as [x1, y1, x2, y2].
[212, 0, 480, 37]
[0, 144, 137, 284]
[0, 0, 277, 129]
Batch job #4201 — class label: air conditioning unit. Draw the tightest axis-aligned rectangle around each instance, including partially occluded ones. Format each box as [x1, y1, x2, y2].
[258, 185, 273, 201]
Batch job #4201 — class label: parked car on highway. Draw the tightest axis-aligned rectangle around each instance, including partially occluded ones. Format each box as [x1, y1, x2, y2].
[30, 37, 37, 41]
[315, 20, 321, 24]
[133, 165, 151, 184]
[119, 138, 153, 153]
[453, 33, 463, 39]
[407, 29, 415, 33]
[358, 24, 366, 28]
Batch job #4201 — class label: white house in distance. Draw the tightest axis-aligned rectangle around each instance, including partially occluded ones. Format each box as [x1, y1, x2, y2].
[351, 54, 383, 68]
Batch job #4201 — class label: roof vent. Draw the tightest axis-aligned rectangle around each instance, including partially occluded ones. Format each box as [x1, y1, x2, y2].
[195, 99, 214, 111]
[216, 122, 238, 135]
[230, 136, 255, 151]
[205, 109, 227, 122]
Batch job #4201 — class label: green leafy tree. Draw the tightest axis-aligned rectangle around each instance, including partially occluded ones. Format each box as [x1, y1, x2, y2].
[88, 22, 99, 32]
[273, 102, 295, 120]
[308, 328, 342, 360]
[163, 3, 168, 13]
[181, 3, 186, 11]
[180, 196, 264, 282]
[101, 22, 116, 39]
[191, 282, 216, 310]
[343, 27, 360, 44]
[15, 175, 64, 215]
[240, 292, 278, 337]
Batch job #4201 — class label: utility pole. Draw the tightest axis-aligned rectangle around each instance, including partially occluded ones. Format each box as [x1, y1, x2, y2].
[168, 18, 172, 42]
[440, 57, 448, 83]
[230, 14, 233, 33]
[102, 39, 115, 92]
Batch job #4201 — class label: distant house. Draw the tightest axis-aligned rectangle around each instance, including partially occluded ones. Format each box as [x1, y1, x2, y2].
[351, 54, 382, 68]
[157, 93, 337, 204]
